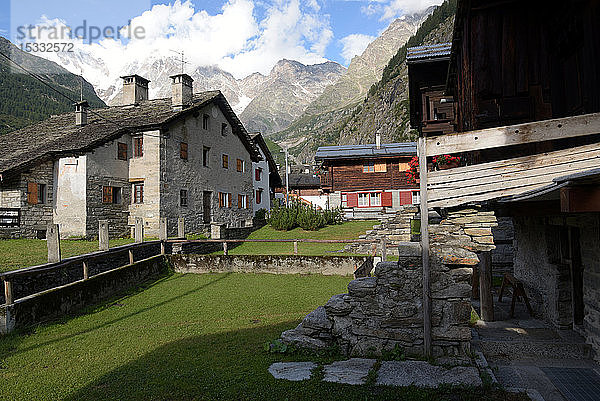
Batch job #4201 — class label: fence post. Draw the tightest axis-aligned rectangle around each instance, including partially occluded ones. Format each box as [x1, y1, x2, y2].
[47, 224, 61, 263]
[4, 279, 13, 305]
[479, 251, 494, 321]
[223, 241, 228, 256]
[99, 220, 109, 251]
[380, 238, 387, 262]
[293, 241, 298, 255]
[83, 261, 89, 280]
[159, 217, 168, 241]
[128, 249, 134, 265]
[134, 218, 144, 243]
[178, 217, 185, 239]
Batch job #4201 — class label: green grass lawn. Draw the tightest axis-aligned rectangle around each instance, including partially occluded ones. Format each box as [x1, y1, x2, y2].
[0, 238, 135, 273]
[215, 220, 376, 256]
[0, 273, 526, 401]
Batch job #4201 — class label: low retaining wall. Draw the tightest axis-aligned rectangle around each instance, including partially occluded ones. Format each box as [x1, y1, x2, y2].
[1, 255, 169, 334]
[170, 254, 367, 276]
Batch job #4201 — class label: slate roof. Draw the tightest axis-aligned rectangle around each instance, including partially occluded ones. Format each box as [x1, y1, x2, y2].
[282, 173, 321, 189]
[0, 91, 261, 178]
[315, 142, 417, 161]
[406, 43, 452, 62]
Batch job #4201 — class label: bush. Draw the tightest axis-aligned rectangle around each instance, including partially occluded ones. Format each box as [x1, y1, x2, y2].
[267, 202, 343, 231]
[254, 208, 267, 220]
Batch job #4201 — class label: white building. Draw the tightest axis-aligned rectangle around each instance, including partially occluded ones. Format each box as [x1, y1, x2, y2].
[249, 133, 282, 214]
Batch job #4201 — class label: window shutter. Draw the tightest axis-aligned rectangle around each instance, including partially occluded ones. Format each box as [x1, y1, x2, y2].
[238, 194, 242, 209]
[347, 193, 358, 207]
[255, 168, 260, 181]
[398, 162, 409, 171]
[399, 191, 412, 205]
[27, 182, 38, 205]
[102, 186, 113, 203]
[382, 191, 393, 207]
[246, 194, 250, 209]
[375, 162, 387, 172]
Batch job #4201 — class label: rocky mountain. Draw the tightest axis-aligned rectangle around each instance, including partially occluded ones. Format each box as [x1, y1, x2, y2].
[0, 37, 105, 135]
[274, 1, 457, 163]
[240, 59, 346, 134]
[269, 7, 435, 159]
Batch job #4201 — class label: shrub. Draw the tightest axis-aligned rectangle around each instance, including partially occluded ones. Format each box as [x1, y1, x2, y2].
[267, 202, 343, 231]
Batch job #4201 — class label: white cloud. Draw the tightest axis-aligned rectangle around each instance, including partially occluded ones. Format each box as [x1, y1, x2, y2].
[25, 0, 333, 88]
[380, 0, 442, 20]
[339, 33, 375, 64]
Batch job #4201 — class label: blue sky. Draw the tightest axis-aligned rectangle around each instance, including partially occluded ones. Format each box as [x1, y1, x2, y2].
[0, 0, 440, 75]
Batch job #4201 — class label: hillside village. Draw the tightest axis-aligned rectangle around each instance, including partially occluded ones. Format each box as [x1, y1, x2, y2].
[1, 0, 599, 400]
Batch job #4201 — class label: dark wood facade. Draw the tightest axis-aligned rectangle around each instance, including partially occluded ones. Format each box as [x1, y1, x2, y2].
[320, 157, 417, 193]
[449, 0, 600, 133]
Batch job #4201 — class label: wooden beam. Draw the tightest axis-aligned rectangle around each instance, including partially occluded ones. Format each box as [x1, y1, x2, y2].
[478, 251, 494, 322]
[561, 186, 600, 213]
[418, 137, 432, 358]
[426, 112, 600, 157]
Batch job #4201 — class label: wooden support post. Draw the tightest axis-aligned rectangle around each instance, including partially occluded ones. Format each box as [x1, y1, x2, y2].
[159, 217, 168, 241]
[83, 261, 89, 280]
[134, 218, 144, 243]
[47, 224, 61, 263]
[293, 241, 298, 255]
[98, 220, 109, 251]
[4, 279, 13, 305]
[128, 249, 134, 265]
[380, 238, 387, 261]
[418, 136, 432, 358]
[479, 251, 494, 322]
[472, 265, 480, 299]
[223, 241, 228, 256]
[160, 241, 166, 255]
[178, 217, 185, 239]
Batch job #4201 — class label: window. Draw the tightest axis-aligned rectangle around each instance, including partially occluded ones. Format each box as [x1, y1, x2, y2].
[180, 142, 188, 160]
[370, 192, 381, 206]
[117, 142, 128, 160]
[180, 189, 188, 207]
[238, 194, 247, 209]
[202, 114, 209, 129]
[412, 191, 421, 205]
[255, 168, 262, 181]
[222, 154, 229, 169]
[203, 146, 210, 167]
[218, 192, 232, 208]
[399, 162, 409, 172]
[221, 123, 228, 136]
[256, 189, 263, 204]
[27, 183, 46, 205]
[102, 186, 122, 204]
[133, 183, 144, 204]
[341, 193, 348, 208]
[133, 137, 143, 158]
[374, 162, 387, 172]
[358, 193, 369, 207]
[236, 159, 244, 172]
[362, 161, 374, 173]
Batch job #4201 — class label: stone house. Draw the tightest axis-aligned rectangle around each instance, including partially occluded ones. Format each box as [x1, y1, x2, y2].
[0, 74, 261, 239]
[315, 137, 419, 219]
[249, 133, 281, 214]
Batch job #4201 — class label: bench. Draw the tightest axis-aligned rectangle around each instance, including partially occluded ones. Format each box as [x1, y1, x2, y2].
[498, 273, 534, 318]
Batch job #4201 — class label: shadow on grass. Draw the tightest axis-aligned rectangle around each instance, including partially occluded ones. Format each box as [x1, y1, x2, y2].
[57, 322, 528, 401]
[1, 272, 233, 360]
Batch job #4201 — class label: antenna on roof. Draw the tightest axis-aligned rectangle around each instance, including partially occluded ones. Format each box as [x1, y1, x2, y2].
[170, 50, 188, 74]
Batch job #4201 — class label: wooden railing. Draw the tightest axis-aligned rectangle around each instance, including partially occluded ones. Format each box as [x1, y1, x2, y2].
[1, 238, 392, 307]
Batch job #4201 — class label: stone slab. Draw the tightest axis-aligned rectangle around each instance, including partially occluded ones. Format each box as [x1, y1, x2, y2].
[268, 362, 316, 381]
[322, 358, 376, 385]
[376, 361, 482, 387]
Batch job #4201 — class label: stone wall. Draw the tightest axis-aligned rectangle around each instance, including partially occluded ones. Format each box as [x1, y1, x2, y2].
[280, 243, 475, 361]
[0, 161, 55, 239]
[170, 254, 366, 276]
[1, 254, 168, 333]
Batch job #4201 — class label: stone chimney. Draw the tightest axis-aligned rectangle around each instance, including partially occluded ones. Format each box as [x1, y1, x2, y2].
[170, 73, 194, 111]
[74, 100, 89, 126]
[376, 130, 381, 149]
[121, 75, 150, 105]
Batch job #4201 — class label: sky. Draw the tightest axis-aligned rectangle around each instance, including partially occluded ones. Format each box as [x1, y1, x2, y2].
[0, 0, 442, 79]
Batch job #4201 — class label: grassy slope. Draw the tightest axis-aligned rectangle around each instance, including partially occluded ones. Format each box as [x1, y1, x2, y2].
[0, 273, 526, 401]
[0, 238, 134, 272]
[215, 220, 376, 256]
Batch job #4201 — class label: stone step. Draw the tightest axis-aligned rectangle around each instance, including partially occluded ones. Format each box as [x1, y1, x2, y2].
[475, 339, 593, 361]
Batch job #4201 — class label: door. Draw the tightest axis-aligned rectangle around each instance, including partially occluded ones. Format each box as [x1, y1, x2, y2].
[203, 191, 212, 224]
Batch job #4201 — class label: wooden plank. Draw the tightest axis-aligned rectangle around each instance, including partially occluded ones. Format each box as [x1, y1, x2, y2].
[428, 142, 600, 185]
[418, 137, 432, 358]
[479, 252, 494, 322]
[4, 279, 13, 305]
[426, 112, 600, 157]
[428, 156, 600, 201]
